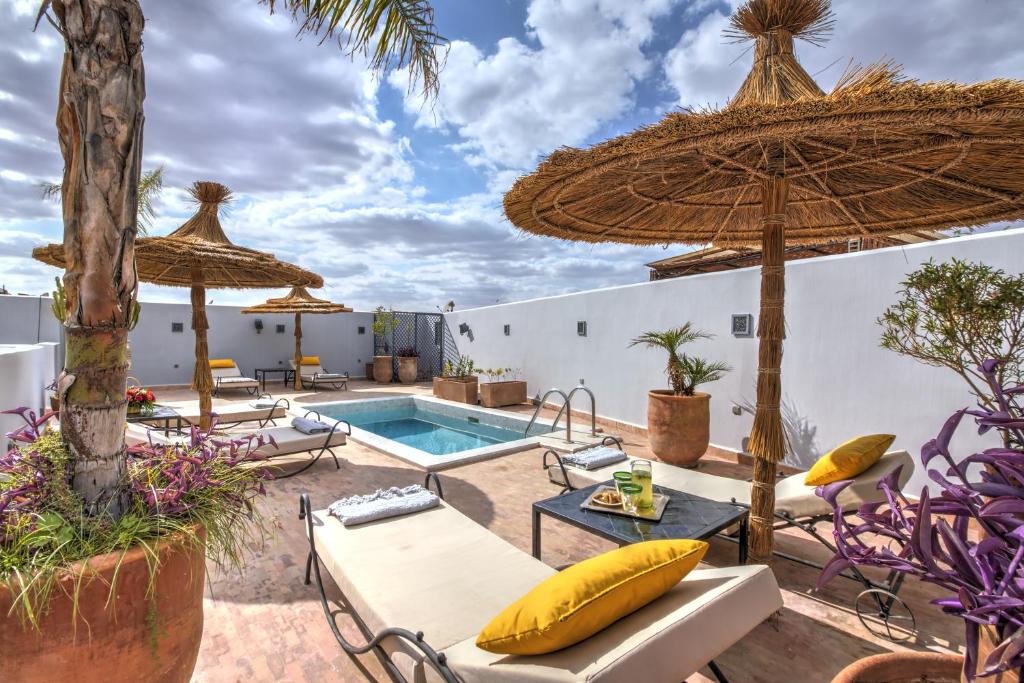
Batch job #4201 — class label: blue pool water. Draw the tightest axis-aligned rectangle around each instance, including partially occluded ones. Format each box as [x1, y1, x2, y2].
[319, 404, 530, 455]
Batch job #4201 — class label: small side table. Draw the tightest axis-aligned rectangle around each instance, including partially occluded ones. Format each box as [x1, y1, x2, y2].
[126, 405, 183, 437]
[254, 367, 295, 393]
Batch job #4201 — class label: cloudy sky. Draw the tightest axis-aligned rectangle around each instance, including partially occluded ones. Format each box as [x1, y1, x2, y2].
[2, 0, 1023, 311]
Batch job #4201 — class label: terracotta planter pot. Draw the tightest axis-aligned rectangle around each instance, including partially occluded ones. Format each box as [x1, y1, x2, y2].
[480, 380, 528, 408]
[0, 529, 207, 683]
[432, 376, 478, 404]
[397, 356, 418, 384]
[646, 390, 710, 467]
[831, 652, 964, 683]
[373, 356, 393, 383]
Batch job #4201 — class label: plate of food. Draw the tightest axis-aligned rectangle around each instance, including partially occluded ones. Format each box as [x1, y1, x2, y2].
[590, 488, 622, 507]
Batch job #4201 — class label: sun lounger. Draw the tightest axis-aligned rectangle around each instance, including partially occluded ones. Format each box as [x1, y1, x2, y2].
[290, 359, 349, 391]
[127, 409, 350, 479]
[210, 360, 260, 396]
[544, 447, 915, 639]
[299, 489, 782, 683]
[168, 396, 290, 429]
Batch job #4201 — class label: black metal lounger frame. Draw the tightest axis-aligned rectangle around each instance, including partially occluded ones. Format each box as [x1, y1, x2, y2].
[300, 473, 735, 683]
[270, 409, 351, 479]
[299, 369, 349, 391]
[541, 446, 914, 641]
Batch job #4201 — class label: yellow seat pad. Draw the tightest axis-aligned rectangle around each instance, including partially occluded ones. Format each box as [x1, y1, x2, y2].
[300, 356, 321, 365]
[476, 539, 707, 655]
[208, 358, 236, 369]
[804, 434, 896, 486]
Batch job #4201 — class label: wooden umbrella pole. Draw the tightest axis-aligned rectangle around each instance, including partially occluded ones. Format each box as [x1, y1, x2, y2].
[294, 312, 302, 391]
[747, 172, 789, 565]
[190, 263, 213, 431]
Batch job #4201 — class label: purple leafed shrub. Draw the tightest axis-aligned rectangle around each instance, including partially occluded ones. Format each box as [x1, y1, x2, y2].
[817, 360, 1024, 679]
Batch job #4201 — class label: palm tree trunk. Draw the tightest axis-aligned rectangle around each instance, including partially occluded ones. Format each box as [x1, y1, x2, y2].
[746, 172, 789, 565]
[294, 312, 303, 390]
[53, 0, 145, 516]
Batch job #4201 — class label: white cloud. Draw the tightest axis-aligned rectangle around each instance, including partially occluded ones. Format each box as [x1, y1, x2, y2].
[393, 0, 677, 170]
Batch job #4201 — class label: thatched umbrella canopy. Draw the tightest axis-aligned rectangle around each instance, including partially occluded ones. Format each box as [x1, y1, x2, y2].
[241, 286, 352, 390]
[504, 0, 1024, 565]
[34, 181, 322, 430]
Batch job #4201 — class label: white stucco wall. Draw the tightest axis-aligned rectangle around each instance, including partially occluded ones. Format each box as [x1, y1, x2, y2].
[0, 294, 375, 387]
[445, 229, 1024, 491]
[0, 344, 49, 449]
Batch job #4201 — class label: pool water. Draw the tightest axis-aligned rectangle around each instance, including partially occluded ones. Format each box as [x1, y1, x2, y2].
[320, 404, 530, 456]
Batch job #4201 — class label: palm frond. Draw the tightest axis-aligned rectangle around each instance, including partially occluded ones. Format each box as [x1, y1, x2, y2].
[675, 355, 732, 395]
[135, 166, 165, 234]
[265, 0, 448, 100]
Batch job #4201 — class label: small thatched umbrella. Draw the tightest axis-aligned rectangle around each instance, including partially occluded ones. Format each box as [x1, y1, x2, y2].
[34, 181, 322, 430]
[504, 0, 1024, 565]
[241, 286, 352, 390]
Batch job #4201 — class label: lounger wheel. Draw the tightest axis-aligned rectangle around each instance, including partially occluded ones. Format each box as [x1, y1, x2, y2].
[854, 588, 916, 642]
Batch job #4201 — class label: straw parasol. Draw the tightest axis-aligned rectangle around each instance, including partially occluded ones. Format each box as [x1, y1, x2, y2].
[504, 0, 1024, 565]
[241, 286, 352, 390]
[34, 181, 322, 430]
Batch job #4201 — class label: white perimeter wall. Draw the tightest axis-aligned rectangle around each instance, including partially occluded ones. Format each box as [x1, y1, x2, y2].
[0, 295, 375, 387]
[445, 229, 1024, 492]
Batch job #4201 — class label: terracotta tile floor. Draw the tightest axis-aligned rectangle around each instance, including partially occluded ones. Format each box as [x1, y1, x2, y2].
[151, 380, 963, 682]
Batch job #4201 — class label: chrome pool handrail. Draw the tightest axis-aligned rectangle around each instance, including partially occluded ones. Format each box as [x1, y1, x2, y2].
[524, 388, 571, 442]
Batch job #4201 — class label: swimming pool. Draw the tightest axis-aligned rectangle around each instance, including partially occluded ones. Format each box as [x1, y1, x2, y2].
[311, 396, 552, 470]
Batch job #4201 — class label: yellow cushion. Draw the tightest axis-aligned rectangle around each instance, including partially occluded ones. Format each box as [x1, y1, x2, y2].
[476, 539, 707, 655]
[804, 434, 896, 486]
[208, 359, 235, 369]
[300, 356, 321, 366]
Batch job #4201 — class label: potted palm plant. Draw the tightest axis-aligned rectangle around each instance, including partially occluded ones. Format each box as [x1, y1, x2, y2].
[477, 367, 528, 408]
[372, 306, 400, 383]
[630, 324, 730, 466]
[822, 360, 1022, 682]
[433, 355, 479, 404]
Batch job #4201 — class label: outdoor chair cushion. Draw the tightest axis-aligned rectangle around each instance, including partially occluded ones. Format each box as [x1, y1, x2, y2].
[476, 539, 707, 655]
[251, 425, 346, 455]
[300, 356, 321, 365]
[173, 403, 286, 425]
[804, 434, 896, 486]
[209, 358, 236, 369]
[313, 372, 346, 381]
[310, 502, 554, 683]
[548, 451, 912, 519]
[442, 564, 782, 683]
[217, 376, 258, 385]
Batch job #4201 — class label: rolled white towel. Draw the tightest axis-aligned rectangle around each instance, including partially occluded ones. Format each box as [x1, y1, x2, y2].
[250, 398, 277, 409]
[562, 446, 627, 471]
[292, 416, 331, 434]
[328, 485, 440, 526]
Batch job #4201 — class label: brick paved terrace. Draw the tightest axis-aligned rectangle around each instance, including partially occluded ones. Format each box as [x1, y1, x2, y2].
[151, 380, 963, 683]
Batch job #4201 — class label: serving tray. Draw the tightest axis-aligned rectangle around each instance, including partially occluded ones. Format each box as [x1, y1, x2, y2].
[580, 486, 670, 522]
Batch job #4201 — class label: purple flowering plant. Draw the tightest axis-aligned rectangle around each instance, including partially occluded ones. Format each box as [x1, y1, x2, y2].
[816, 360, 1024, 679]
[1, 409, 275, 625]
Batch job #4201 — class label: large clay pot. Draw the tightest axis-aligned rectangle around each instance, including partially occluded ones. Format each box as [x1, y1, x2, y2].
[831, 652, 964, 683]
[397, 356, 418, 384]
[0, 529, 207, 683]
[646, 390, 710, 467]
[479, 381, 528, 408]
[373, 355, 393, 383]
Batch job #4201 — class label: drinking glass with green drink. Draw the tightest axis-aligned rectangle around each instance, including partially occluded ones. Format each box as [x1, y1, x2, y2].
[612, 471, 633, 496]
[619, 484, 643, 513]
[631, 459, 653, 509]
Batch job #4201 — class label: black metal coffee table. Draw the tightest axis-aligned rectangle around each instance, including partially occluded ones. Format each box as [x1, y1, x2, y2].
[532, 480, 748, 563]
[126, 405, 183, 436]
[255, 367, 295, 392]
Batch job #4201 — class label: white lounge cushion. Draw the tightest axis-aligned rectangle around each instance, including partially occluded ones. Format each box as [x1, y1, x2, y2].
[174, 403, 286, 424]
[312, 373, 346, 381]
[310, 503, 554, 683]
[440, 565, 782, 683]
[252, 425, 346, 455]
[549, 451, 912, 518]
[217, 376, 259, 386]
[211, 365, 245, 379]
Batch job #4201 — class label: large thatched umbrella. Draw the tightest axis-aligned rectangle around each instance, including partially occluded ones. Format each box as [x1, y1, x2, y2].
[504, 0, 1024, 564]
[241, 286, 352, 390]
[34, 181, 322, 430]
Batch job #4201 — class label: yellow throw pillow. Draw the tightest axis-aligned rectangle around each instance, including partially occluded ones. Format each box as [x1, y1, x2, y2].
[476, 539, 707, 655]
[804, 434, 896, 486]
[300, 356, 321, 366]
[208, 359, 235, 369]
